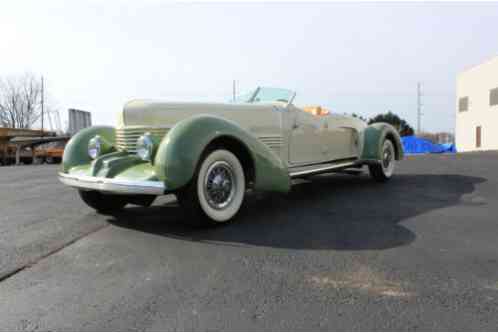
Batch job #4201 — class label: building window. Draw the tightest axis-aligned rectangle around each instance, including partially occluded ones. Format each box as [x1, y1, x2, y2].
[459, 97, 469, 112]
[490, 87, 498, 106]
[476, 126, 482, 148]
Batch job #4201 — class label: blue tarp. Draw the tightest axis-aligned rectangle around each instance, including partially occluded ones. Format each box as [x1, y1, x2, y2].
[401, 136, 456, 154]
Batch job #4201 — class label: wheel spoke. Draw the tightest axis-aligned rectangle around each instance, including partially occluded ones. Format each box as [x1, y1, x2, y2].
[203, 161, 236, 210]
[381, 141, 395, 176]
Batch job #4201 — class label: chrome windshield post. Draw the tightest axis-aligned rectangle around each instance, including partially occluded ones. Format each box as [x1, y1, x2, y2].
[286, 91, 296, 107]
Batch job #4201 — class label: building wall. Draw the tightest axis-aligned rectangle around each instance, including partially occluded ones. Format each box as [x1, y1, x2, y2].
[456, 56, 498, 152]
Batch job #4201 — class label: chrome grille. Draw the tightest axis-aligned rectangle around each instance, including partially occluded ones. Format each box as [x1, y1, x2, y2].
[259, 135, 283, 153]
[115, 126, 170, 153]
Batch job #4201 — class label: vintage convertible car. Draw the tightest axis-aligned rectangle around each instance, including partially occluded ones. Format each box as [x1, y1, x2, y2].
[59, 87, 403, 225]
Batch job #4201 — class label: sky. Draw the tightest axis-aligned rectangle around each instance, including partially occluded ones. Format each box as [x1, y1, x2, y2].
[1, 1, 497, 133]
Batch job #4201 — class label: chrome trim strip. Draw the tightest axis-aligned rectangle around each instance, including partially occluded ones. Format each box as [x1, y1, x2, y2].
[115, 126, 171, 153]
[289, 162, 358, 178]
[289, 157, 358, 169]
[58, 172, 166, 195]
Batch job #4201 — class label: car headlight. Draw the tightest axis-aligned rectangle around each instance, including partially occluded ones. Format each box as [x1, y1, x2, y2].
[88, 135, 102, 159]
[88, 135, 114, 159]
[136, 133, 154, 161]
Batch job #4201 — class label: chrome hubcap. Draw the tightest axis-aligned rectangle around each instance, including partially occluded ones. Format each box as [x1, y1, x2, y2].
[204, 161, 236, 210]
[383, 147, 393, 169]
[381, 141, 395, 177]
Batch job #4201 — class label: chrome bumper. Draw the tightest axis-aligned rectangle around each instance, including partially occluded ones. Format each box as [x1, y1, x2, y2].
[58, 172, 166, 195]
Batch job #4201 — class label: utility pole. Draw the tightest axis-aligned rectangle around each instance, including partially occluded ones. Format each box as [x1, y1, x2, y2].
[41, 75, 44, 136]
[232, 80, 236, 102]
[417, 82, 422, 134]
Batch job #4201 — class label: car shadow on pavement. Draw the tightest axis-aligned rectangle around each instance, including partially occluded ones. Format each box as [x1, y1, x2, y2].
[107, 173, 485, 251]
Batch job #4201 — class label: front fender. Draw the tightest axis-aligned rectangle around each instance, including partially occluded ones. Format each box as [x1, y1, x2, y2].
[62, 126, 115, 172]
[360, 123, 404, 161]
[154, 114, 290, 193]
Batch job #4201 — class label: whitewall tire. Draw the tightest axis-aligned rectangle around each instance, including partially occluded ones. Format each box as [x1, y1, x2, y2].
[177, 149, 246, 226]
[369, 139, 396, 182]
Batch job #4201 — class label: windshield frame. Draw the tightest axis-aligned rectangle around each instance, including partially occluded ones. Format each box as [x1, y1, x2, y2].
[245, 86, 296, 105]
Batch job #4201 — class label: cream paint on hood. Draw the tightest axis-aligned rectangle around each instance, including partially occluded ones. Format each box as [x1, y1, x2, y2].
[119, 99, 283, 134]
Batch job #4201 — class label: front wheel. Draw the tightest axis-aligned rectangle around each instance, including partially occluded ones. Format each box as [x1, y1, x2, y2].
[78, 190, 128, 214]
[176, 149, 246, 227]
[369, 139, 396, 182]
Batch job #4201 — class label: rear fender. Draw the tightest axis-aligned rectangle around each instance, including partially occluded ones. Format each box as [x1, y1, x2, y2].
[360, 123, 404, 161]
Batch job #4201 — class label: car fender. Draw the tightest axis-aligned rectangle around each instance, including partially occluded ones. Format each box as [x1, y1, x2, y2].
[154, 114, 291, 193]
[62, 126, 115, 172]
[360, 122, 404, 161]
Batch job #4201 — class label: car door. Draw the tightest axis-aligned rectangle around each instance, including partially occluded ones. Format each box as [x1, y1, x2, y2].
[288, 106, 329, 165]
[324, 114, 359, 160]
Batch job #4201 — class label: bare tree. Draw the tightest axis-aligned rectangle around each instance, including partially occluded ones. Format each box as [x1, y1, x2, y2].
[0, 73, 43, 129]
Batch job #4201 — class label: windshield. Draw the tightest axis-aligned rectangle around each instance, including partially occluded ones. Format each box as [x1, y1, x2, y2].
[235, 87, 295, 104]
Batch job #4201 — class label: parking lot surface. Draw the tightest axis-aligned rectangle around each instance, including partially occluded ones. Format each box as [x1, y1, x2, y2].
[0, 152, 497, 330]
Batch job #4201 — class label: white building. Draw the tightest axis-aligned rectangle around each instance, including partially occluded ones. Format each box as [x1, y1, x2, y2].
[456, 56, 498, 152]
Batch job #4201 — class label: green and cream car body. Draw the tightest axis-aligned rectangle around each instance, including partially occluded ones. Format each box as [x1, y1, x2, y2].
[59, 87, 403, 225]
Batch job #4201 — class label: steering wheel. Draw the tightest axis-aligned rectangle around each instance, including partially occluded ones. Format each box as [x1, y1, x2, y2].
[276, 98, 288, 103]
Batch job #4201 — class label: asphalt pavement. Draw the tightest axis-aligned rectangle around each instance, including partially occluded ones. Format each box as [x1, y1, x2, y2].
[0, 152, 497, 330]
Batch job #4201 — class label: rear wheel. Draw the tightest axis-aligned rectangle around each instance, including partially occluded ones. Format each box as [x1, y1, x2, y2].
[78, 190, 128, 214]
[369, 139, 396, 182]
[176, 149, 246, 227]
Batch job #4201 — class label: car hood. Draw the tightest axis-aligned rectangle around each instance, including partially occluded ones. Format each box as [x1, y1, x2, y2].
[118, 99, 277, 128]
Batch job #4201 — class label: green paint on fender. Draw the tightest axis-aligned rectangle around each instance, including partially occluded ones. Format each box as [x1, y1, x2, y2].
[154, 114, 291, 192]
[62, 125, 158, 182]
[62, 126, 116, 173]
[361, 123, 404, 161]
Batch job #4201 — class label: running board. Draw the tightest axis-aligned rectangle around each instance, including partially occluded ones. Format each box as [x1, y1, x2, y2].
[289, 161, 360, 178]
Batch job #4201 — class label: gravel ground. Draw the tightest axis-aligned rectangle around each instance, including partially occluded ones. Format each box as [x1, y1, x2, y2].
[0, 152, 497, 331]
